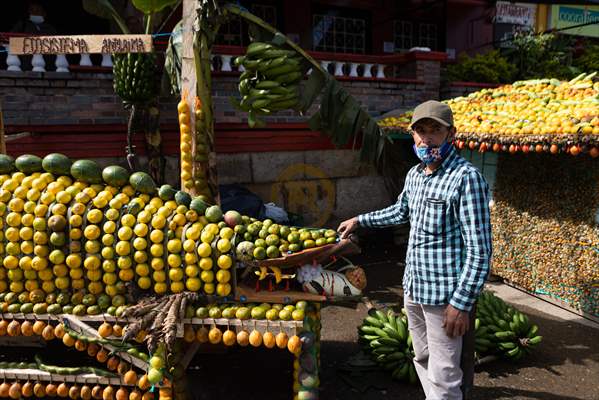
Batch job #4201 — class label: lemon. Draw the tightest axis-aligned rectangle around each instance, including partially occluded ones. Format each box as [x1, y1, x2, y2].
[168, 267, 184, 281]
[184, 252, 197, 265]
[118, 226, 133, 241]
[133, 251, 147, 264]
[149, 229, 164, 243]
[115, 241, 131, 256]
[216, 283, 231, 296]
[154, 282, 167, 294]
[121, 214, 136, 227]
[87, 209, 103, 224]
[6, 212, 21, 227]
[49, 249, 66, 265]
[69, 228, 82, 240]
[71, 279, 84, 290]
[104, 208, 119, 221]
[152, 270, 166, 283]
[88, 281, 103, 295]
[69, 214, 83, 227]
[217, 255, 233, 270]
[199, 257, 213, 271]
[66, 254, 82, 268]
[135, 263, 150, 277]
[137, 277, 152, 290]
[84, 256, 100, 270]
[26, 188, 40, 201]
[167, 254, 182, 268]
[185, 277, 201, 291]
[167, 239, 182, 253]
[150, 244, 163, 257]
[200, 270, 214, 283]
[185, 265, 199, 278]
[19, 256, 32, 270]
[183, 239, 196, 253]
[19, 227, 33, 241]
[133, 237, 148, 251]
[117, 256, 132, 270]
[119, 268, 134, 281]
[33, 245, 49, 257]
[219, 227, 234, 240]
[197, 242, 211, 258]
[216, 238, 231, 253]
[151, 215, 166, 229]
[31, 256, 48, 271]
[69, 268, 83, 279]
[102, 260, 115, 273]
[102, 234, 114, 246]
[85, 240, 101, 254]
[200, 231, 214, 244]
[216, 269, 231, 283]
[87, 268, 102, 281]
[170, 281, 184, 293]
[134, 223, 149, 237]
[203, 283, 215, 294]
[102, 272, 117, 285]
[151, 258, 164, 271]
[84, 225, 101, 240]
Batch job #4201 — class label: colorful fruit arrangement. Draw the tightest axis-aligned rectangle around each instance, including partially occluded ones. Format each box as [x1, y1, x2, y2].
[379, 73, 599, 156]
[358, 291, 542, 383]
[0, 152, 338, 310]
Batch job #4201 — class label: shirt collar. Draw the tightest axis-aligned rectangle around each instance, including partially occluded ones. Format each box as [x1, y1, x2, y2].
[417, 145, 459, 174]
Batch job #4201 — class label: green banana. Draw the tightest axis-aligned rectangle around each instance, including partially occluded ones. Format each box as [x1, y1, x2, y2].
[378, 336, 402, 347]
[408, 363, 418, 384]
[396, 317, 408, 342]
[386, 352, 405, 361]
[246, 42, 273, 57]
[527, 335, 542, 345]
[527, 324, 539, 338]
[274, 71, 303, 84]
[498, 341, 517, 350]
[494, 331, 516, 340]
[255, 80, 281, 89]
[506, 346, 521, 358]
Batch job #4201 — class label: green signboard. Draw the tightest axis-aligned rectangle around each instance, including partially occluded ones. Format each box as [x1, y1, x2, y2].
[550, 5, 599, 38]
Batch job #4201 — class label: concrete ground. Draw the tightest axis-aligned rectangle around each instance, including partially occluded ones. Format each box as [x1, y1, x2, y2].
[185, 230, 599, 400]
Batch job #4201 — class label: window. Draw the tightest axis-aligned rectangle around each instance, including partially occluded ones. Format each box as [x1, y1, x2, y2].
[313, 14, 366, 53]
[251, 4, 277, 27]
[460, 150, 498, 196]
[418, 23, 437, 49]
[393, 20, 413, 51]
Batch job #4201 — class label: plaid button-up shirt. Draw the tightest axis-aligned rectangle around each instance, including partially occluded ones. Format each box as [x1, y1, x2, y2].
[358, 147, 492, 312]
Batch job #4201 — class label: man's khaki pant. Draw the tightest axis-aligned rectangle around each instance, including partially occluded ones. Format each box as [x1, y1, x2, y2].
[404, 296, 476, 400]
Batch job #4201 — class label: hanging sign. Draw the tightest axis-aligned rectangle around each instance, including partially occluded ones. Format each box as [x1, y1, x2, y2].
[495, 1, 537, 26]
[9, 34, 153, 55]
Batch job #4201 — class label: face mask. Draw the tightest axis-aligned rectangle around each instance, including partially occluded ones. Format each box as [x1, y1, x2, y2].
[413, 139, 452, 165]
[29, 15, 44, 24]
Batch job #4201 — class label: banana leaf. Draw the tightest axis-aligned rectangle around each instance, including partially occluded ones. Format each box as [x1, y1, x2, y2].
[163, 20, 183, 95]
[132, 0, 180, 14]
[82, 0, 129, 33]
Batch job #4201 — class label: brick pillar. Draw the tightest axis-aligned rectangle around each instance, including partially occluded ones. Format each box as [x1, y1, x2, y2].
[395, 51, 446, 103]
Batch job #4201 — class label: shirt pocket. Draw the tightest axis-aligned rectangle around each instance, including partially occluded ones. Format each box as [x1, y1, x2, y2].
[419, 198, 447, 235]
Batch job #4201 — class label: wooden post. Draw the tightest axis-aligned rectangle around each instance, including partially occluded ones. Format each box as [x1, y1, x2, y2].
[181, 0, 219, 204]
[0, 103, 5, 154]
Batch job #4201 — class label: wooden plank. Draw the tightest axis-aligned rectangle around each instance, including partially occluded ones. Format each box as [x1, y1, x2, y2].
[61, 315, 150, 371]
[9, 35, 153, 55]
[0, 336, 45, 348]
[0, 368, 133, 386]
[235, 284, 326, 303]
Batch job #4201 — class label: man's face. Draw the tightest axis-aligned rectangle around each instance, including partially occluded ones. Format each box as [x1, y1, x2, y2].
[411, 118, 456, 148]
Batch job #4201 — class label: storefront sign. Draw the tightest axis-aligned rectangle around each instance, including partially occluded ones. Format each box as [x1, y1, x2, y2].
[550, 5, 599, 38]
[9, 34, 153, 55]
[495, 1, 536, 26]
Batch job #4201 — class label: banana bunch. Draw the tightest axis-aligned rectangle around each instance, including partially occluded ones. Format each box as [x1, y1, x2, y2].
[233, 42, 306, 127]
[358, 308, 418, 384]
[475, 291, 542, 361]
[112, 53, 158, 104]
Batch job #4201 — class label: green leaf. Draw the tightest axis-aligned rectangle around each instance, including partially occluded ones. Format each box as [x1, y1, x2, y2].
[163, 20, 182, 95]
[132, 0, 179, 14]
[299, 71, 326, 113]
[271, 32, 287, 46]
[82, 0, 129, 33]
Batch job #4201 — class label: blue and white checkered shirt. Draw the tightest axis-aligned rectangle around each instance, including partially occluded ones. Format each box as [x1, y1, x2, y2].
[358, 147, 492, 312]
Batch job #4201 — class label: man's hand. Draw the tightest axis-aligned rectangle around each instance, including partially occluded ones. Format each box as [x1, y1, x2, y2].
[442, 304, 470, 337]
[337, 217, 359, 239]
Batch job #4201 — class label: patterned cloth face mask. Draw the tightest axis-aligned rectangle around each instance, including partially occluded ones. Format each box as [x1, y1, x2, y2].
[412, 133, 452, 165]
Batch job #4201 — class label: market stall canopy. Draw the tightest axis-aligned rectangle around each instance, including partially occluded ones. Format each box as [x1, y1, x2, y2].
[378, 72, 599, 156]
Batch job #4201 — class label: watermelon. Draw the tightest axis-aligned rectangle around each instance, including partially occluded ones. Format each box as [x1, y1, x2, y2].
[71, 159, 102, 183]
[0, 155, 15, 174]
[42, 153, 72, 175]
[129, 172, 156, 194]
[174, 190, 191, 207]
[189, 197, 209, 214]
[15, 154, 43, 173]
[102, 165, 130, 187]
[158, 184, 177, 201]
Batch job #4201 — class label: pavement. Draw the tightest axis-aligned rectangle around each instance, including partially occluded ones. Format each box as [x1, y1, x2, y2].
[185, 230, 599, 400]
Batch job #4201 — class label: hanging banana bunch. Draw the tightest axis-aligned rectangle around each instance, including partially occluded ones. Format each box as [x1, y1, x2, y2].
[232, 42, 307, 127]
[112, 53, 159, 104]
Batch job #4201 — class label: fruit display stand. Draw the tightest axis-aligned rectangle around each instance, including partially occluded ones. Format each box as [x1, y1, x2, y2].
[378, 73, 599, 320]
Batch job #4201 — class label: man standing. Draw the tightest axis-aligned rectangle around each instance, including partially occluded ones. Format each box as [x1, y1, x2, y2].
[338, 100, 492, 400]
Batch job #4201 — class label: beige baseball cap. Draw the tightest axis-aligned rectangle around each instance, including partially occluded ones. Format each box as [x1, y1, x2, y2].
[410, 100, 453, 128]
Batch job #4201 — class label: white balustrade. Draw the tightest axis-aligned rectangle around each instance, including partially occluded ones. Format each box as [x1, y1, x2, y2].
[334, 61, 345, 76]
[79, 53, 92, 66]
[376, 64, 386, 78]
[5, 46, 22, 71]
[363, 63, 373, 78]
[55, 54, 69, 72]
[101, 53, 113, 68]
[221, 55, 232, 72]
[349, 62, 359, 77]
[31, 54, 46, 72]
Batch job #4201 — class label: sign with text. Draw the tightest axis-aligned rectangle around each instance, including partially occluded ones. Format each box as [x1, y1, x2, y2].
[550, 5, 599, 38]
[495, 1, 537, 26]
[9, 34, 153, 55]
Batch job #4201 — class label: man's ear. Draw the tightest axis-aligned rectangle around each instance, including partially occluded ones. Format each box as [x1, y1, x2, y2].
[448, 126, 457, 141]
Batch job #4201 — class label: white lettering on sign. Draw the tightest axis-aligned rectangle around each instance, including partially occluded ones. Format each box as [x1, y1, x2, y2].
[495, 1, 536, 26]
[9, 35, 153, 55]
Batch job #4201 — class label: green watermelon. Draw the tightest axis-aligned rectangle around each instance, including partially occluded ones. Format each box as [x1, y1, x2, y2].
[102, 165, 130, 187]
[71, 159, 102, 183]
[42, 153, 72, 175]
[15, 154, 43, 173]
[205, 205, 223, 223]
[158, 184, 177, 201]
[129, 172, 156, 194]
[190, 197, 209, 214]
[174, 190, 192, 207]
[0, 155, 15, 174]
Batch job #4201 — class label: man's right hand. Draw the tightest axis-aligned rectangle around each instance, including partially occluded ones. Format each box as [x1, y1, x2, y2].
[337, 217, 359, 239]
